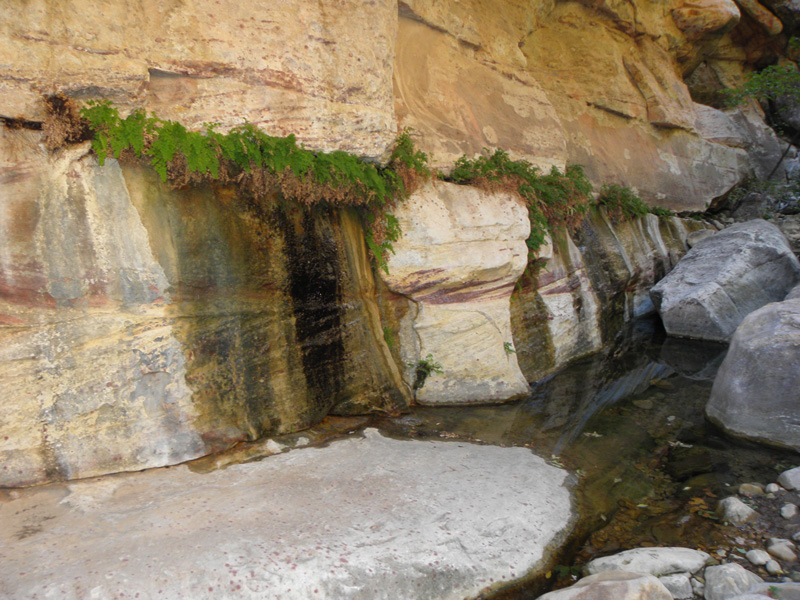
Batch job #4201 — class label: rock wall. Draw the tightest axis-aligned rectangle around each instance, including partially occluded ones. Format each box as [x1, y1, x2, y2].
[0, 0, 793, 484]
[379, 185, 707, 401]
[1, 0, 793, 207]
[0, 129, 407, 487]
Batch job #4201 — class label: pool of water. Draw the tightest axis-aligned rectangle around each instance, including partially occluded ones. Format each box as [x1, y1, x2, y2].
[373, 316, 800, 598]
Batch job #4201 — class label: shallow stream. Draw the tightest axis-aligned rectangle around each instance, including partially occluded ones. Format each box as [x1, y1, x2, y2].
[373, 316, 800, 598]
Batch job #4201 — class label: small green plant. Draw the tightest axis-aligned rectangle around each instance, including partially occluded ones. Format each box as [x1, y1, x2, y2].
[410, 353, 443, 391]
[725, 64, 800, 107]
[504, 342, 516, 354]
[649, 205, 675, 217]
[597, 183, 650, 223]
[383, 326, 396, 350]
[768, 584, 782, 599]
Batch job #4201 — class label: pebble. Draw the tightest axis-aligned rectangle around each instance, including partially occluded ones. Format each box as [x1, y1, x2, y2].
[767, 560, 783, 575]
[768, 543, 797, 562]
[792, 531, 800, 542]
[658, 573, 693, 599]
[718, 496, 759, 526]
[746, 549, 771, 566]
[633, 399, 654, 410]
[779, 467, 800, 491]
[782, 503, 799, 519]
[738, 483, 764, 497]
[691, 578, 704, 596]
[768, 537, 795, 548]
[767, 483, 781, 493]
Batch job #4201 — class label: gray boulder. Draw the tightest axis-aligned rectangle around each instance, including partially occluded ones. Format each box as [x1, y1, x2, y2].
[650, 220, 800, 342]
[707, 298, 800, 450]
[704, 563, 764, 600]
[584, 547, 710, 577]
[537, 571, 672, 600]
[780, 467, 800, 490]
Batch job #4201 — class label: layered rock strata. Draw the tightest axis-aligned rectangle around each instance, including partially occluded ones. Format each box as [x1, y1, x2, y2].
[0, 129, 407, 487]
[380, 181, 531, 405]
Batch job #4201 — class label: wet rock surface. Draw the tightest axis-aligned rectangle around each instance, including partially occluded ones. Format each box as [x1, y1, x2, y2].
[0, 429, 575, 600]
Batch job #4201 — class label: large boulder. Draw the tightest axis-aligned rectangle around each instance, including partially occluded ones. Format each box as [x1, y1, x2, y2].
[584, 547, 711, 577]
[650, 220, 800, 342]
[0, 429, 576, 600]
[706, 297, 800, 450]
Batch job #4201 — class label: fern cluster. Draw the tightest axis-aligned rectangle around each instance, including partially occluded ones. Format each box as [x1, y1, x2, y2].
[74, 100, 673, 272]
[448, 148, 673, 253]
[450, 149, 593, 254]
[79, 102, 432, 273]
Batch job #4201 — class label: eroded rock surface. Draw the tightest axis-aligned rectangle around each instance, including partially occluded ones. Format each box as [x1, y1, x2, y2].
[0, 129, 406, 487]
[0, 0, 397, 158]
[381, 181, 530, 404]
[538, 570, 673, 600]
[650, 220, 800, 342]
[0, 429, 576, 600]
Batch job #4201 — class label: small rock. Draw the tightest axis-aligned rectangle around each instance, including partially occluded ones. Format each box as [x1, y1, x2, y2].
[767, 560, 783, 575]
[767, 483, 781, 493]
[584, 547, 711, 577]
[791, 570, 800, 582]
[768, 537, 795, 549]
[703, 563, 764, 600]
[691, 577, 705, 596]
[783, 503, 799, 519]
[687, 229, 716, 248]
[792, 531, 800, 543]
[634, 399, 654, 410]
[658, 573, 693, 599]
[718, 496, 759, 525]
[537, 570, 672, 600]
[717, 549, 728, 558]
[712, 219, 725, 230]
[779, 467, 800, 490]
[739, 483, 765, 497]
[769, 544, 798, 562]
[746, 549, 771, 566]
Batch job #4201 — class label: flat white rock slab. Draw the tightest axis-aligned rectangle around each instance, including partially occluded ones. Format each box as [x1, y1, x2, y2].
[0, 429, 574, 600]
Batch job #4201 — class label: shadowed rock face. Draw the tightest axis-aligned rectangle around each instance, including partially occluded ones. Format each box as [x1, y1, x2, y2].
[0, 130, 406, 487]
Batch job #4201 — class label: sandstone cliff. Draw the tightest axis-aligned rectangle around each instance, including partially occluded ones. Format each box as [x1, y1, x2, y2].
[1, 0, 796, 485]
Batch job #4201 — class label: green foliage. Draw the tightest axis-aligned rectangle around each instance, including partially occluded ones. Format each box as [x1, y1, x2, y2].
[725, 64, 800, 106]
[389, 128, 430, 178]
[410, 353, 443, 391]
[597, 183, 650, 223]
[649, 205, 675, 217]
[77, 102, 436, 274]
[504, 342, 516, 355]
[449, 149, 593, 254]
[383, 326, 396, 350]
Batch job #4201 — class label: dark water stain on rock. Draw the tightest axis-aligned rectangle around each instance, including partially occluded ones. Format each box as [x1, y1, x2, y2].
[276, 206, 346, 414]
